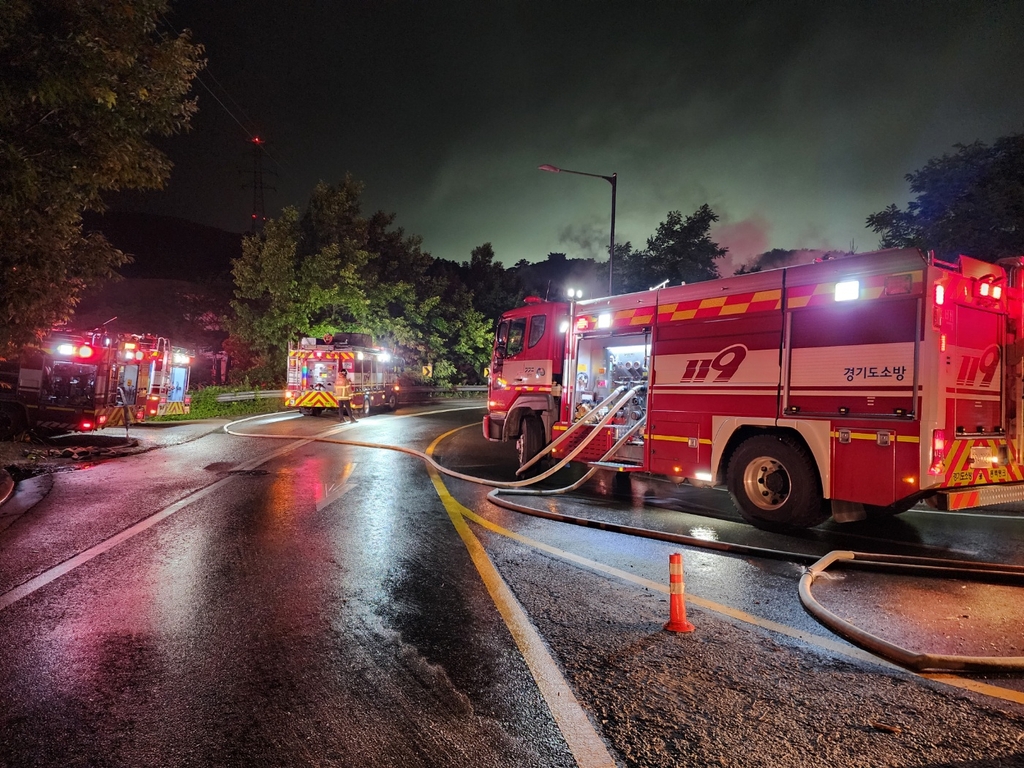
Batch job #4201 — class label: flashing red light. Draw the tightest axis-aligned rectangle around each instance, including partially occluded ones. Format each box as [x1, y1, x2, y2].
[77, 345, 94, 359]
[148, 409, 158, 416]
[98, 415, 107, 425]
[80, 420, 94, 431]
[934, 283, 944, 306]
[929, 429, 946, 475]
[575, 317, 591, 331]
[973, 277, 1004, 301]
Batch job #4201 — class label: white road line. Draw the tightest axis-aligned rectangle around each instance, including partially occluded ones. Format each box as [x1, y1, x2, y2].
[425, 430, 617, 768]
[317, 462, 357, 511]
[0, 429, 327, 612]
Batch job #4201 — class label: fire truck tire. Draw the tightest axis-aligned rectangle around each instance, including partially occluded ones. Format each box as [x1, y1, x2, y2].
[363, 396, 372, 416]
[727, 434, 829, 529]
[387, 393, 398, 411]
[517, 414, 546, 474]
[311, 407, 324, 417]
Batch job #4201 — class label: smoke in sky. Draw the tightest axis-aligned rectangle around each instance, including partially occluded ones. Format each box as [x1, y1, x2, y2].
[712, 214, 772, 276]
[113, 1, 1024, 271]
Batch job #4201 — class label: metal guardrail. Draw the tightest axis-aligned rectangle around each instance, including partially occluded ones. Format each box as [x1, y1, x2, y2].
[214, 385, 487, 403]
[215, 390, 284, 402]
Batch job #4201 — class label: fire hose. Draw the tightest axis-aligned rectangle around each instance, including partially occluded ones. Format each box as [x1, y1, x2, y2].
[225, 407, 1024, 673]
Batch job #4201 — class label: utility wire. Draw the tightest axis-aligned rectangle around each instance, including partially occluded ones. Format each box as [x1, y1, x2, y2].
[157, 11, 284, 171]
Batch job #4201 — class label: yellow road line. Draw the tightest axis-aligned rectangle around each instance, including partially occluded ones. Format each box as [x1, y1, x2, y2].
[427, 424, 1024, 707]
[426, 431, 616, 768]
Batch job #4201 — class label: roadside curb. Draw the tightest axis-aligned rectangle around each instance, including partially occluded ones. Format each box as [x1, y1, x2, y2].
[0, 469, 13, 508]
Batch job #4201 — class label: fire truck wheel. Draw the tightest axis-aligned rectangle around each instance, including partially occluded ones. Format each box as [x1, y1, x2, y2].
[517, 414, 546, 474]
[311, 407, 324, 417]
[363, 397, 372, 416]
[727, 434, 828, 529]
[387, 393, 398, 411]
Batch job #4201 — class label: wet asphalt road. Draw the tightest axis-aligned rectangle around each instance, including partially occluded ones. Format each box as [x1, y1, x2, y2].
[1, 406, 1023, 767]
[0, 407, 575, 767]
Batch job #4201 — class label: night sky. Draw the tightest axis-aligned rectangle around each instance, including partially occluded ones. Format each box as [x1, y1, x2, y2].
[116, 1, 1024, 273]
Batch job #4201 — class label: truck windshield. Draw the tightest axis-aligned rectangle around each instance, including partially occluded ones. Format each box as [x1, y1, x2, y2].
[506, 318, 527, 357]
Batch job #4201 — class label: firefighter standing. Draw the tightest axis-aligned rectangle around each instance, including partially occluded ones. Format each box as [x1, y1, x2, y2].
[335, 369, 356, 423]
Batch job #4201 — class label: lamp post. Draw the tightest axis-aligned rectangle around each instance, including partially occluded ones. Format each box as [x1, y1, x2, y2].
[539, 164, 617, 295]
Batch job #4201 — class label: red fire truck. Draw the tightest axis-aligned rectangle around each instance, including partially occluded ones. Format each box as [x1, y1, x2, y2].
[285, 332, 401, 416]
[483, 248, 1024, 527]
[109, 334, 192, 425]
[0, 329, 121, 439]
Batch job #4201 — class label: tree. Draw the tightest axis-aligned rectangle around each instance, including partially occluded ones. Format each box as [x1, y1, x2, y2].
[226, 177, 495, 384]
[226, 205, 360, 384]
[461, 243, 522, 321]
[0, 0, 204, 355]
[866, 134, 1024, 260]
[618, 205, 726, 292]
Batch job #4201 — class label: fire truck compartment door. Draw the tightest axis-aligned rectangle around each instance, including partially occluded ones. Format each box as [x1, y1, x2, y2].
[119, 364, 140, 404]
[648, 415, 699, 478]
[831, 428, 896, 507]
[948, 305, 1003, 433]
[168, 367, 187, 402]
[786, 300, 918, 416]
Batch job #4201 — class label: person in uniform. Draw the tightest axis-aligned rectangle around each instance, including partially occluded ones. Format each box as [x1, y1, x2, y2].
[334, 369, 356, 423]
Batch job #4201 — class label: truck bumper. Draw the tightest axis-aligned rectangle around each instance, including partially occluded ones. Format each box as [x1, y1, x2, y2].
[483, 414, 504, 442]
[933, 481, 1024, 510]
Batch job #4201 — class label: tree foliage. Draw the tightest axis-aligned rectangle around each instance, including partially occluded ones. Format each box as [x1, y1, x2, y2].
[0, 0, 204, 354]
[226, 177, 496, 385]
[618, 204, 726, 292]
[866, 134, 1024, 260]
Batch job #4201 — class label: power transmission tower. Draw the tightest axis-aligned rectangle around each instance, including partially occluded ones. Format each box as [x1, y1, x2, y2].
[250, 136, 268, 232]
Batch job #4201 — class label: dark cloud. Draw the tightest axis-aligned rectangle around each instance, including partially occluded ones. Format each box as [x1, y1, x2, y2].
[115, 1, 1024, 271]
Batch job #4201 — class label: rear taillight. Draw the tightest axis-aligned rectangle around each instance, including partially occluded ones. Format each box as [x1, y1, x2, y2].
[929, 429, 946, 476]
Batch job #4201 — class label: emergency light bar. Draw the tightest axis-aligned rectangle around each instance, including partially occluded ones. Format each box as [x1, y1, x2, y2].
[56, 343, 95, 359]
[973, 277, 1003, 300]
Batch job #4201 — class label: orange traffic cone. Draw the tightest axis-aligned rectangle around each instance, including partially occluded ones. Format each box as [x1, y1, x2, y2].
[664, 552, 695, 633]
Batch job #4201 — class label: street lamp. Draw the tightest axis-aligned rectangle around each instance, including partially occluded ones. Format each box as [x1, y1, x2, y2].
[539, 164, 617, 295]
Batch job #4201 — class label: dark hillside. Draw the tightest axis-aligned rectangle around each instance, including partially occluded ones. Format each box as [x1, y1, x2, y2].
[82, 211, 242, 280]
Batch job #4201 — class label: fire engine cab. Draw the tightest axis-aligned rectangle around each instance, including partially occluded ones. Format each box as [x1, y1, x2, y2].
[285, 333, 401, 416]
[484, 248, 1024, 528]
[0, 329, 121, 439]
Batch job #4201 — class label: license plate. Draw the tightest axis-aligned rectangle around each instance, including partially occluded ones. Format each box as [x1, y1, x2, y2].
[970, 446, 993, 464]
